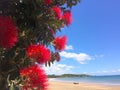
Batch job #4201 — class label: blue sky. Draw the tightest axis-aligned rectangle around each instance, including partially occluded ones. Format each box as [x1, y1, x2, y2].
[44, 0, 120, 75]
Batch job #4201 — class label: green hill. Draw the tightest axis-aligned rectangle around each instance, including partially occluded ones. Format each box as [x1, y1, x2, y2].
[48, 74, 91, 78]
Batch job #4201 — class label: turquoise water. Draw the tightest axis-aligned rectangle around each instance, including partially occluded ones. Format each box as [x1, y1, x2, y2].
[50, 75, 120, 85]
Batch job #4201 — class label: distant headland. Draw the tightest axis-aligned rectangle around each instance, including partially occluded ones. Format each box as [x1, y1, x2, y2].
[47, 74, 91, 78]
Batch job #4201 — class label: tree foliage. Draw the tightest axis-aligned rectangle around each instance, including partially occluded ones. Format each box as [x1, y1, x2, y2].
[0, 0, 80, 89]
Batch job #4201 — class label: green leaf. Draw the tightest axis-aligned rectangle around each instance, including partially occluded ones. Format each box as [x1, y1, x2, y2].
[9, 82, 15, 90]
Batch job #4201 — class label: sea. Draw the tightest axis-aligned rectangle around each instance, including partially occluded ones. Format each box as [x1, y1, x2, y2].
[49, 75, 120, 86]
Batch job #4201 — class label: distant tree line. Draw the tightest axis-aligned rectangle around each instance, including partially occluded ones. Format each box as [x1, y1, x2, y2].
[48, 74, 91, 78]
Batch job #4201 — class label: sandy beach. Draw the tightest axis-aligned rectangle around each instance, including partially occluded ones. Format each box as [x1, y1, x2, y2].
[49, 81, 120, 90]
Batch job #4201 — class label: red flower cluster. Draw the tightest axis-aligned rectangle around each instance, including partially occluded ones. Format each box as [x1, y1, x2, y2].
[26, 45, 51, 64]
[0, 16, 18, 49]
[44, 0, 52, 5]
[54, 36, 67, 51]
[53, 6, 62, 20]
[62, 11, 72, 26]
[20, 65, 48, 90]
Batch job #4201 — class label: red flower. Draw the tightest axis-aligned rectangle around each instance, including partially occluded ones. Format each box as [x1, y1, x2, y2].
[20, 65, 48, 90]
[53, 6, 62, 20]
[26, 45, 51, 64]
[54, 36, 67, 51]
[62, 11, 72, 26]
[44, 0, 52, 5]
[0, 15, 18, 49]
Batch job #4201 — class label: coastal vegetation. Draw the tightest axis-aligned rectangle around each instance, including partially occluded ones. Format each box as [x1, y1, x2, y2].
[48, 74, 91, 78]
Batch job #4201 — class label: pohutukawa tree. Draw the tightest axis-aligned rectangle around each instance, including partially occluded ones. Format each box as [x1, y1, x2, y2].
[0, 0, 80, 90]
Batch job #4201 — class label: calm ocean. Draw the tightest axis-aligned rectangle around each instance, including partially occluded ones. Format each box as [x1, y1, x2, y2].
[49, 75, 120, 85]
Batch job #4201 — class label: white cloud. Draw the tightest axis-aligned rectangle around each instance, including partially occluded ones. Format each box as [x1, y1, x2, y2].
[90, 71, 101, 74]
[65, 45, 73, 50]
[111, 70, 117, 73]
[118, 69, 120, 72]
[43, 63, 74, 75]
[60, 51, 93, 64]
[94, 54, 104, 58]
[89, 69, 120, 75]
[83, 72, 88, 74]
[102, 70, 109, 73]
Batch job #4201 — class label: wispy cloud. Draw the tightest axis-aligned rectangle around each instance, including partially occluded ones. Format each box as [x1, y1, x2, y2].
[118, 69, 120, 72]
[60, 51, 93, 64]
[65, 45, 73, 50]
[94, 54, 104, 58]
[43, 63, 74, 75]
[90, 69, 120, 74]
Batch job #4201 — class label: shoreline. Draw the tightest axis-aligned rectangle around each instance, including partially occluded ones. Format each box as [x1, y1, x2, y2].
[49, 81, 120, 90]
[48, 78, 120, 86]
